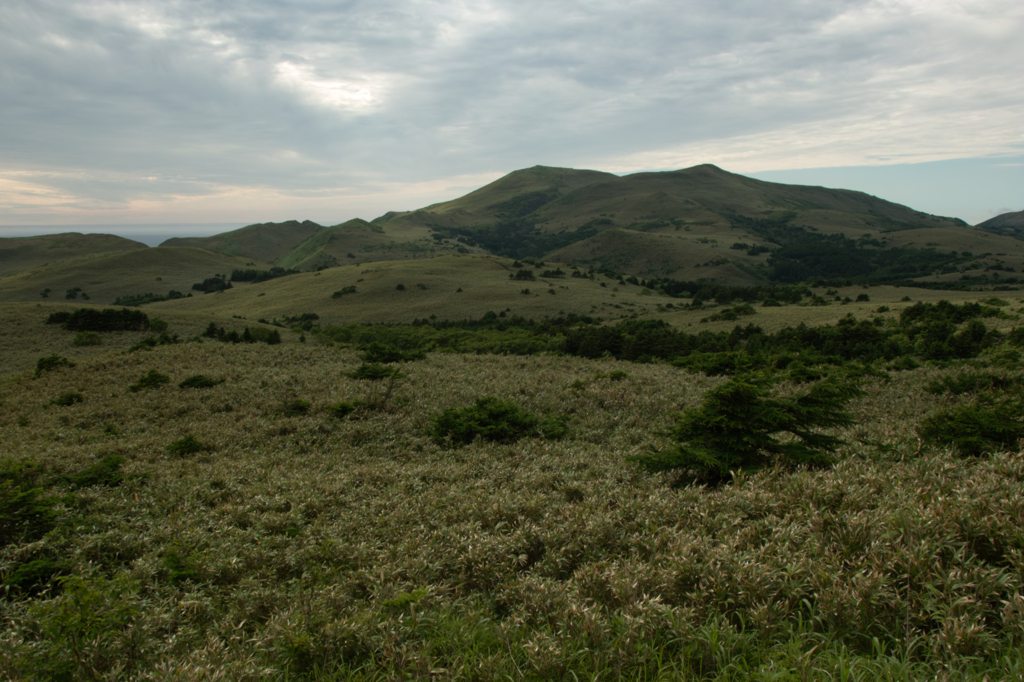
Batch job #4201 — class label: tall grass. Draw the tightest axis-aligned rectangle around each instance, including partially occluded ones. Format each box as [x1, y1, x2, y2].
[0, 343, 1022, 679]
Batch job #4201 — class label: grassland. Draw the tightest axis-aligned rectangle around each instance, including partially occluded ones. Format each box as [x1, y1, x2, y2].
[0, 233, 147, 278]
[2, 326, 1024, 679]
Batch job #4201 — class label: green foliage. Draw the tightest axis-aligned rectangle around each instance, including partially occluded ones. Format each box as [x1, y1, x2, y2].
[34, 354, 75, 378]
[700, 304, 756, 323]
[4, 557, 69, 595]
[62, 454, 125, 489]
[510, 269, 536, 281]
[20, 573, 145, 679]
[282, 399, 311, 416]
[178, 374, 224, 389]
[428, 397, 543, 445]
[48, 307, 149, 332]
[332, 285, 357, 298]
[192, 275, 232, 293]
[632, 375, 863, 482]
[128, 332, 181, 353]
[113, 290, 185, 306]
[72, 331, 102, 346]
[50, 392, 84, 407]
[65, 286, 83, 300]
[347, 362, 403, 381]
[230, 266, 298, 283]
[919, 401, 1024, 457]
[148, 317, 169, 333]
[129, 369, 170, 392]
[166, 435, 208, 457]
[1, 461, 58, 547]
[201, 322, 280, 345]
[925, 371, 1019, 396]
[358, 342, 425, 363]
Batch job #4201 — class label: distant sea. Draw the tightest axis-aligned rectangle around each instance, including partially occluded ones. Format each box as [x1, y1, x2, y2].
[0, 223, 248, 247]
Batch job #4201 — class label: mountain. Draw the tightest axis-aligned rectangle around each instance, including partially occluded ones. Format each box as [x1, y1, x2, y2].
[0, 233, 147, 277]
[976, 210, 1024, 240]
[159, 220, 324, 263]
[374, 163, 997, 285]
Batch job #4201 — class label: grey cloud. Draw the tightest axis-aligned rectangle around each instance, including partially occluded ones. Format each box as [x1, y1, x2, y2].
[1, 0, 1021, 218]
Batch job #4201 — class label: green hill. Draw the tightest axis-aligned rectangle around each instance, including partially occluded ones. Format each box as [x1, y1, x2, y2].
[976, 210, 1024, 239]
[0, 232, 147, 277]
[159, 220, 324, 262]
[274, 218, 452, 271]
[0, 247, 273, 304]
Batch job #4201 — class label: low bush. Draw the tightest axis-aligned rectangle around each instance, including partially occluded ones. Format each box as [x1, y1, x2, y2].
[34, 355, 75, 378]
[4, 557, 69, 595]
[428, 397, 543, 445]
[332, 286, 357, 298]
[50, 308, 149, 332]
[918, 401, 1024, 457]
[129, 370, 170, 392]
[128, 333, 180, 353]
[166, 435, 208, 457]
[631, 374, 863, 483]
[1, 460, 58, 547]
[925, 371, 1019, 396]
[358, 343, 425, 363]
[282, 399, 311, 416]
[73, 331, 102, 347]
[178, 375, 224, 389]
[50, 392, 84, 407]
[61, 454, 125, 490]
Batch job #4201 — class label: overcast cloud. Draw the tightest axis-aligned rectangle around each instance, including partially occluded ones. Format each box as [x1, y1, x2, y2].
[1, 0, 1021, 229]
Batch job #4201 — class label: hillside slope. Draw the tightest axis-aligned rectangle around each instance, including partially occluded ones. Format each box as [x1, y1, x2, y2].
[0, 247, 273, 304]
[976, 210, 1024, 240]
[0, 233, 147, 277]
[159, 220, 323, 263]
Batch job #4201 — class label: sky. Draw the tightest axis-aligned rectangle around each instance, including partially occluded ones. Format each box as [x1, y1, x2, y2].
[1, 0, 1022, 241]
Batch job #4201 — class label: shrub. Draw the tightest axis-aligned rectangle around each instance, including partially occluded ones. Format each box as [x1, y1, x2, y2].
[50, 392, 84, 407]
[630, 374, 863, 483]
[428, 397, 542, 445]
[129, 370, 171, 392]
[34, 355, 75, 378]
[4, 557, 68, 595]
[128, 333, 180, 353]
[179, 375, 224, 389]
[925, 371, 1018, 396]
[148, 318, 169, 334]
[62, 454, 125, 489]
[332, 286, 357, 298]
[282, 399, 311, 416]
[918, 401, 1024, 457]
[347, 362, 402, 381]
[58, 308, 149, 332]
[0, 473, 58, 548]
[358, 342, 425, 363]
[510, 269, 536, 281]
[73, 331, 102, 347]
[166, 435, 208, 457]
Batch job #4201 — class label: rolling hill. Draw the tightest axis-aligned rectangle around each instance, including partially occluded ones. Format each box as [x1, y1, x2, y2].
[0, 247, 273, 304]
[977, 210, 1024, 240]
[0, 232, 147, 277]
[158, 219, 324, 263]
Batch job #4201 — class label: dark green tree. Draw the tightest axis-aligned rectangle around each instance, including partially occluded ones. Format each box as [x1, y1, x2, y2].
[632, 374, 862, 482]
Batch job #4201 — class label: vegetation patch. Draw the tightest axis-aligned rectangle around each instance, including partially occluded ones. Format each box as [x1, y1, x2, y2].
[49, 392, 84, 407]
[178, 374, 224, 389]
[113, 290, 186, 306]
[46, 307, 149, 332]
[129, 370, 171, 392]
[919, 400, 1024, 457]
[72, 331, 102, 347]
[166, 435, 210, 457]
[428, 396, 545, 445]
[34, 354, 74, 378]
[631, 374, 863, 483]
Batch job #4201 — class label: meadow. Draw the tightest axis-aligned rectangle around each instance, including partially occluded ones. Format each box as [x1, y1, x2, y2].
[2, 310, 1024, 679]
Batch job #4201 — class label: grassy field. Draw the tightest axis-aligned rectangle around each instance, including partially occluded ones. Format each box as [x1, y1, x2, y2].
[2, 334, 1023, 679]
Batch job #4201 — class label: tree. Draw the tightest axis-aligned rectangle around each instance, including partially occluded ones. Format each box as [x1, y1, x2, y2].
[631, 374, 862, 483]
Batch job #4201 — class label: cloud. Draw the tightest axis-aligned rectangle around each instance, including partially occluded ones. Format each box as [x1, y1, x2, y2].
[0, 0, 1021, 224]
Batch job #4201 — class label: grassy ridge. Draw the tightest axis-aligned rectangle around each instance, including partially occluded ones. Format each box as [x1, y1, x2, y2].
[2, 341, 1023, 678]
